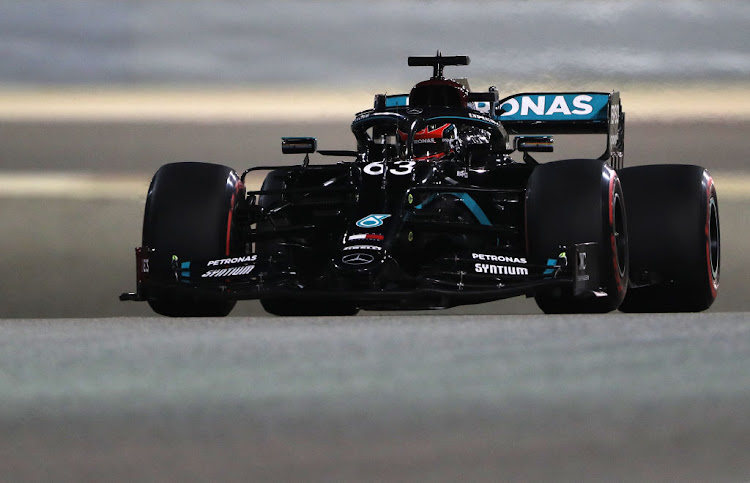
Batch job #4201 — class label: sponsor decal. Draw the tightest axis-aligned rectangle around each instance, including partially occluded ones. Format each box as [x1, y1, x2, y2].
[500, 95, 593, 117]
[472, 253, 527, 264]
[356, 214, 391, 228]
[474, 263, 529, 276]
[348, 234, 385, 241]
[497, 94, 609, 121]
[407, 108, 423, 114]
[207, 255, 257, 266]
[344, 244, 382, 251]
[201, 265, 255, 278]
[354, 112, 373, 122]
[342, 253, 375, 265]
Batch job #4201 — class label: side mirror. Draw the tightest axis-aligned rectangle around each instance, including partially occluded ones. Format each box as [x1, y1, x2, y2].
[282, 137, 317, 154]
[515, 136, 553, 153]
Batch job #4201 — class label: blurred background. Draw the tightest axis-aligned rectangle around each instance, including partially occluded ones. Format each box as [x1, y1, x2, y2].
[1, 0, 748, 88]
[1, 0, 748, 317]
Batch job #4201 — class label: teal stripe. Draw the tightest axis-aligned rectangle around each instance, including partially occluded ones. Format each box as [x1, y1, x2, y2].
[452, 192, 491, 226]
[413, 192, 491, 226]
[385, 95, 409, 107]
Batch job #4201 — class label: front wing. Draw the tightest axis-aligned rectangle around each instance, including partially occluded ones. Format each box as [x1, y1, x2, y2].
[121, 243, 603, 310]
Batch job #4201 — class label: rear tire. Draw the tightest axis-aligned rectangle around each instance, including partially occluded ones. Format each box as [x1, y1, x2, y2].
[143, 162, 244, 317]
[618, 165, 719, 312]
[526, 159, 628, 313]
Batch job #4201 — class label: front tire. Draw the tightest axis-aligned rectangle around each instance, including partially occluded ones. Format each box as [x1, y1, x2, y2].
[142, 162, 244, 317]
[526, 159, 628, 313]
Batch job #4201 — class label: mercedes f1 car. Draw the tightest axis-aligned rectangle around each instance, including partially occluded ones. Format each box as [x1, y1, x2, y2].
[121, 53, 720, 316]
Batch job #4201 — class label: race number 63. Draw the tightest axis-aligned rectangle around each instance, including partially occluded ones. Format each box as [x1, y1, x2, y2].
[363, 161, 415, 176]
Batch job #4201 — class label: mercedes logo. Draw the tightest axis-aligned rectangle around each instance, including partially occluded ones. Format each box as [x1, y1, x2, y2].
[342, 253, 375, 265]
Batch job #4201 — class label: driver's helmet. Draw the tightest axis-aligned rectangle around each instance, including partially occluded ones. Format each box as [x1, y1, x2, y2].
[410, 123, 459, 161]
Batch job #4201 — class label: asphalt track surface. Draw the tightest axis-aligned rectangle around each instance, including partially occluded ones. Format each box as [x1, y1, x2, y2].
[1, 120, 749, 480]
[2, 314, 749, 481]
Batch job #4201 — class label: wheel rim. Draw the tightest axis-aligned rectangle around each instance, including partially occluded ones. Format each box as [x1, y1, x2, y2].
[708, 196, 720, 281]
[612, 192, 628, 277]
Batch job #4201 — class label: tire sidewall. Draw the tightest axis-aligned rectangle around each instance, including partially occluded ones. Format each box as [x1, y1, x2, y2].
[526, 159, 628, 313]
[142, 162, 244, 316]
[618, 164, 719, 312]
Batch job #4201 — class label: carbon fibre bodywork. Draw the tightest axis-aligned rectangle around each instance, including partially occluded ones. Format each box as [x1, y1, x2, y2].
[122, 53, 639, 314]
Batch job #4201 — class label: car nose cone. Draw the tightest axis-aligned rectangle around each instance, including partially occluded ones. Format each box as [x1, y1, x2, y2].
[342, 253, 375, 265]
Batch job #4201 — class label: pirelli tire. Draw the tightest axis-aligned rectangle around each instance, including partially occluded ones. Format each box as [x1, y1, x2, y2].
[256, 169, 359, 317]
[618, 164, 720, 312]
[526, 159, 628, 314]
[142, 162, 244, 317]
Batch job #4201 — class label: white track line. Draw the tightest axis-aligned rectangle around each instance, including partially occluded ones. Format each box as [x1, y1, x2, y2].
[0, 173, 150, 200]
[0, 89, 372, 122]
[712, 173, 750, 201]
[0, 171, 266, 200]
[0, 171, 746, 201]
[1, 85, 750, 122]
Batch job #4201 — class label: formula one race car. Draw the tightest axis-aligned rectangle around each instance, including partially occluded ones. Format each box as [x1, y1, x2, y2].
[121, 53, 720, 316]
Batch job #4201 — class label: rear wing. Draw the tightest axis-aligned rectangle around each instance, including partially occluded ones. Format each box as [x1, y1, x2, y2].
[494, 92, 624, 168]
[381, 90, 624, 169]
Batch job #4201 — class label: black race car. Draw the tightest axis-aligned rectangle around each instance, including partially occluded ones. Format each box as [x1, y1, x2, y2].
[121, 53, 720, 316]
